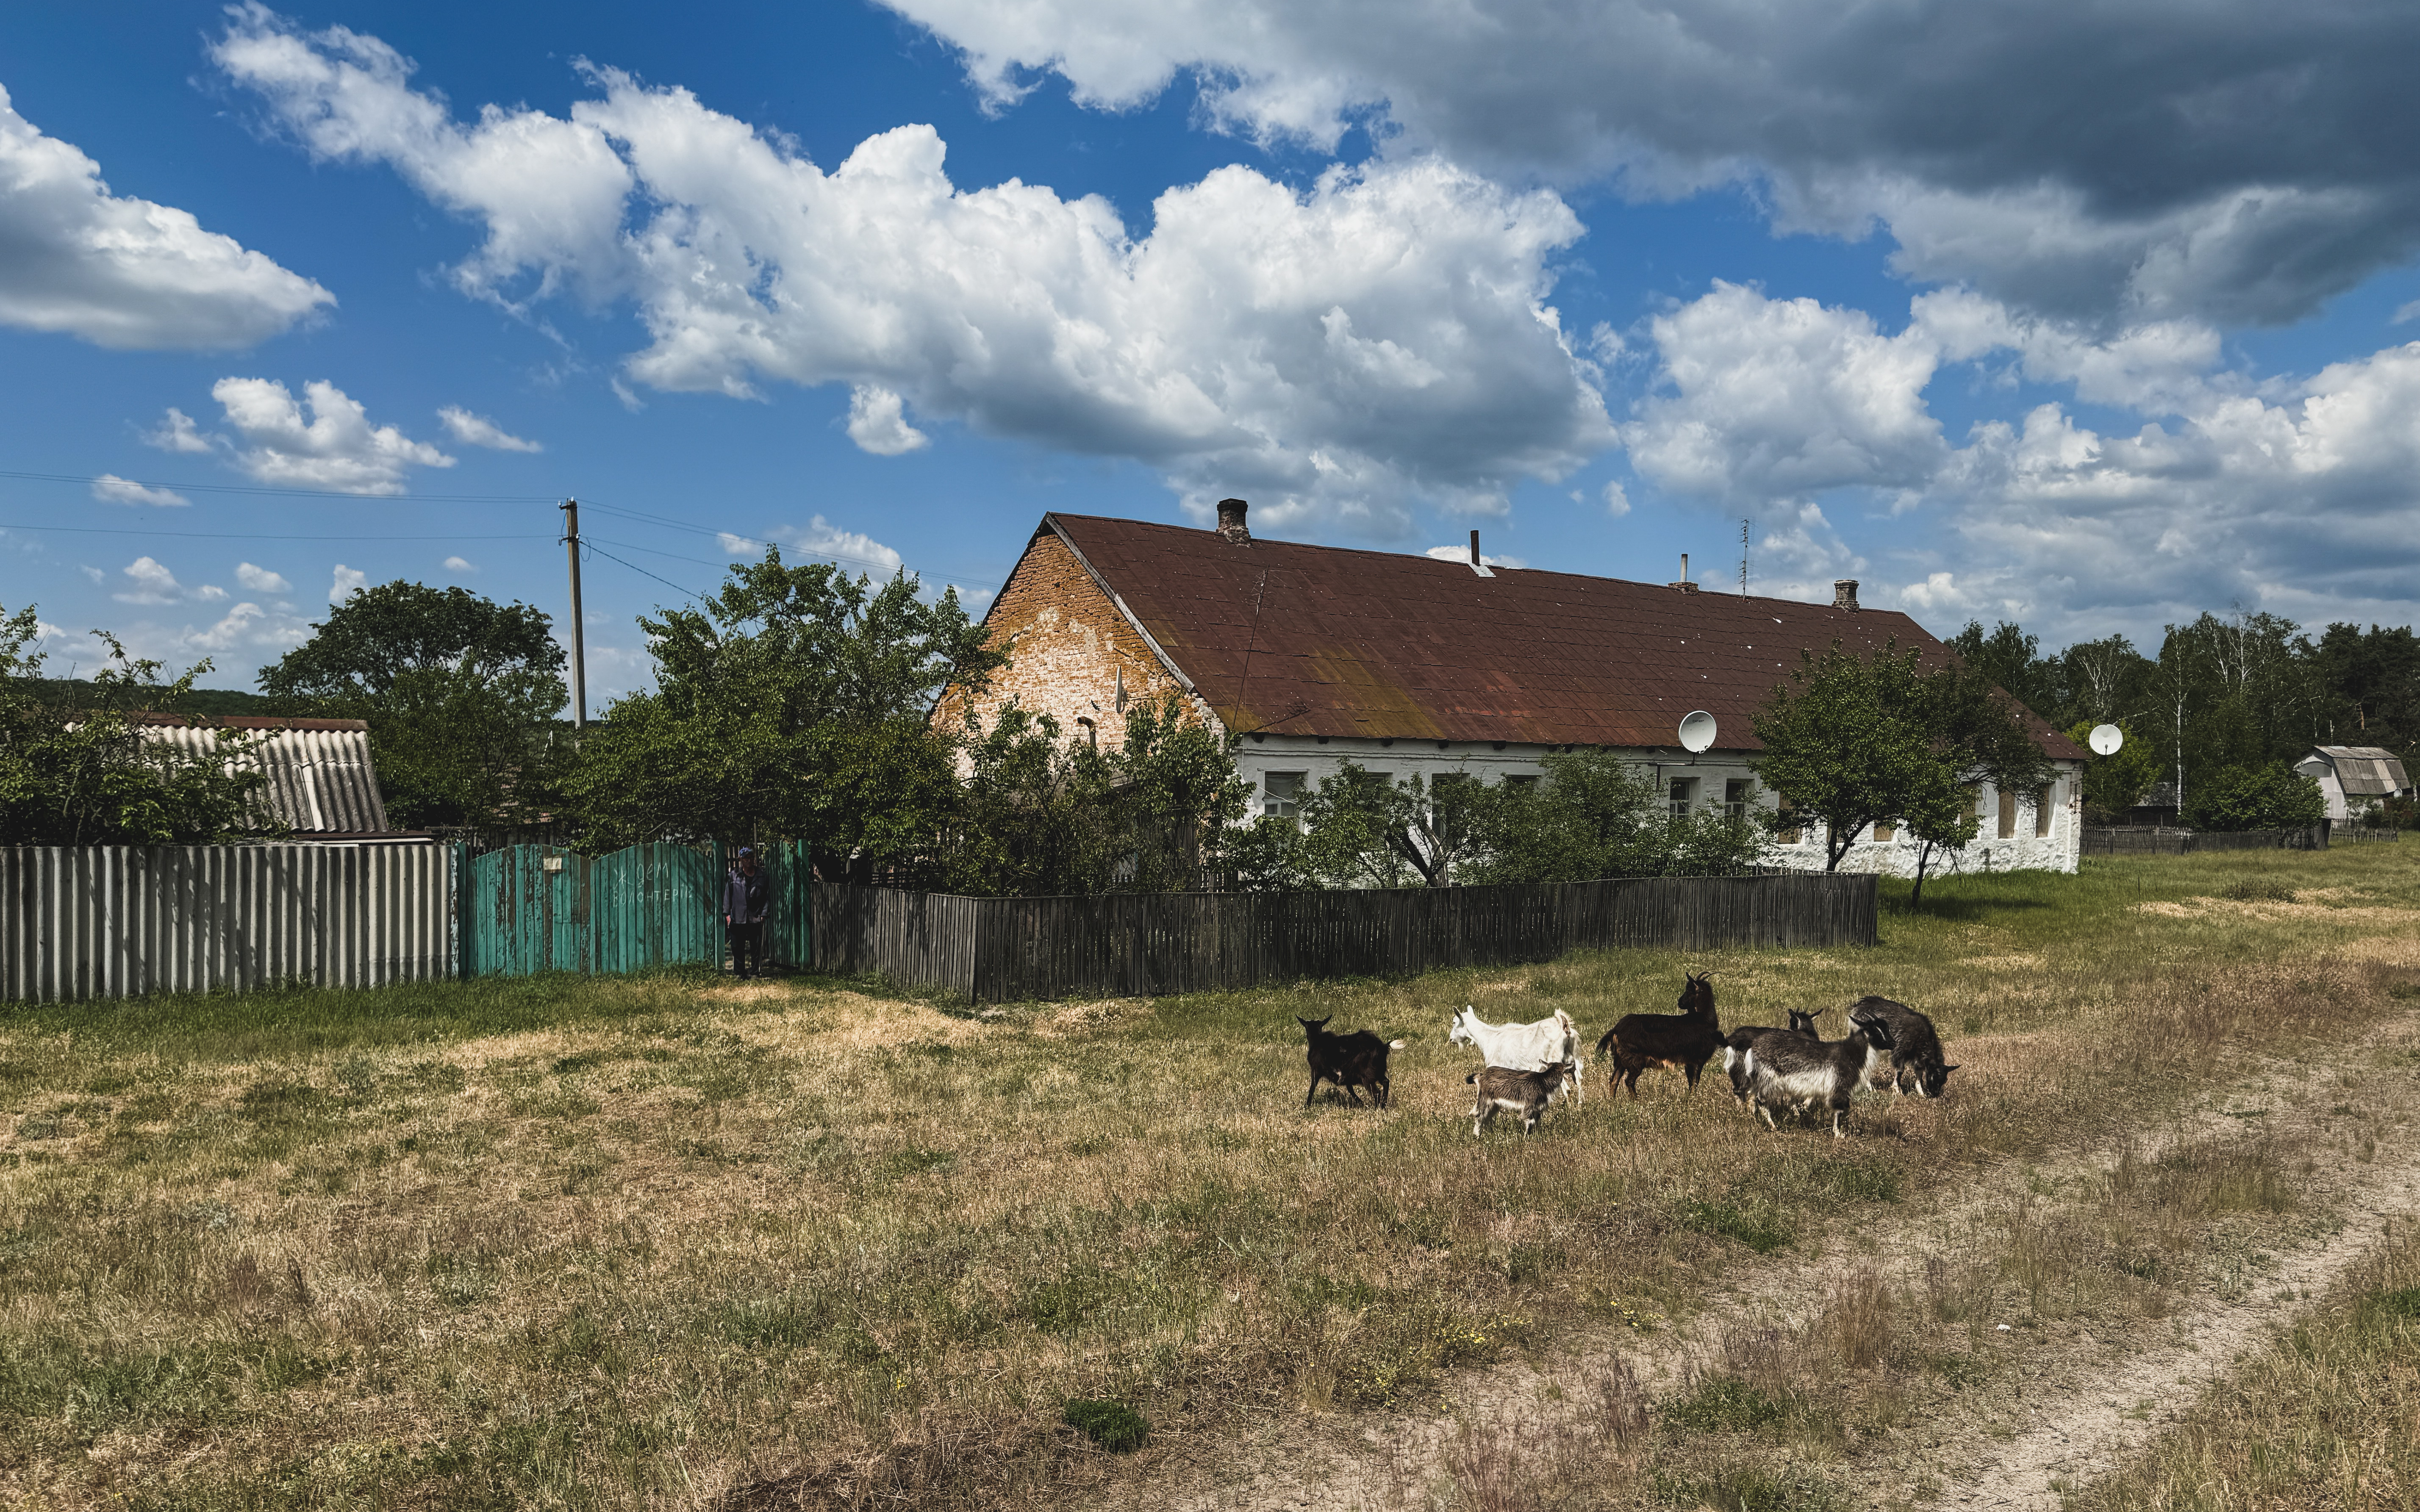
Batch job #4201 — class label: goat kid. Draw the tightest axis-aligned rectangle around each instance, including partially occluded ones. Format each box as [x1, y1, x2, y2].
[1466, 1062, 1569, 1136]
[1595, 971, 1723, 1098]
[1721, 1009, 1822, 1108]
[1743, 1016, 1895, 1138]
[1299, 1016, 1406, 1109]
[1846, 995, 1957, 1098]
[1448, 1005, 1585, 1105]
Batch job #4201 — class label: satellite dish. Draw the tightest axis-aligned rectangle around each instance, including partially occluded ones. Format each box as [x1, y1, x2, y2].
[1679, 710, 1718, 754]
[2089, 723, 2123, 757]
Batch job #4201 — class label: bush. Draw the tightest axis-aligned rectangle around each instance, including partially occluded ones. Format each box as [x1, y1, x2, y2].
[2185, 762, 2326, 832]
[1059, 1398, 1149, 1452]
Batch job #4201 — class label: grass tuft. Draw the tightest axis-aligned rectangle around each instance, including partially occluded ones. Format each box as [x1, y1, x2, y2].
[1061, 1398, 1149, 1452]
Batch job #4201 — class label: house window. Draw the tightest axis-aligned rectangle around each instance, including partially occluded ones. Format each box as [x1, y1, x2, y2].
[1723, 778, 1753, 819]
[1872, 821, 1895, 842]
[1669, 777, 1697, 819]
[1776, 799, 1801, 845]
[1263, 771, 1306, 820]
[2034, 784, 2054, 837]
[1505, 774, 1540, 792]
[1997, 787, 2017, 839]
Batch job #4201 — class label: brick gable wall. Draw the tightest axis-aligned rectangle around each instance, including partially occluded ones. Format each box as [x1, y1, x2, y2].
[935, 529, 1202, 751]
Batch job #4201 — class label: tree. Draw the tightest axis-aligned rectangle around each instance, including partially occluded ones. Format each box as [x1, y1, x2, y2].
[259, 582, 567, 828]
[1751, 640, 2052, 876]
[1948, 620, 2054, 721]
[566, 549, 1005, 861]
[2184, 763, 2326, 832]
[1459, 749, 1665, 883]
[1295, 763, 1430, 887]
[1, 605, 270, 846]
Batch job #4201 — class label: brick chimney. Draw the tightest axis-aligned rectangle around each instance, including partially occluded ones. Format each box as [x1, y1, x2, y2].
[1216, 497, 1250, 543]
[1833, 579, 1860, 610]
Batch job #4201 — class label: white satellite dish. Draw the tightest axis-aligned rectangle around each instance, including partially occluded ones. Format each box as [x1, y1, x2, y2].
[2088, 723, 2123, 756]
[1679, 710, 1718, 754]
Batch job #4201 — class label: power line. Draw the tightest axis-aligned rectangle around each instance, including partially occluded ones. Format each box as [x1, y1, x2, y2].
[0, 521, 552, 542]
[580, 540, 708, 601]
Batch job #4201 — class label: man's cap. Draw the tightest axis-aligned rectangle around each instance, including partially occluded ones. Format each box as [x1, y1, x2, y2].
[734, 846, 754, 856]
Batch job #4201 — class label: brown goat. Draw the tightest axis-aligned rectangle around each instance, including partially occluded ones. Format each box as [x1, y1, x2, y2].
[1595, 971, 1724, 1098]
[1299, 1016, 1406, 1108]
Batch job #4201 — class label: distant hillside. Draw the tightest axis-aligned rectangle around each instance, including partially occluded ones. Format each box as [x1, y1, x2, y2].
[31, 679, 286, 717]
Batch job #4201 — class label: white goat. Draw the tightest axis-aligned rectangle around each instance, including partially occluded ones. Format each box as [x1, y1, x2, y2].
[1446, 1005, 1585, 1106]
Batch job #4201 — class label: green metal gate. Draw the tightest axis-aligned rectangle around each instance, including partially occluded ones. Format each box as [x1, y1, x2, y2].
[457, 840, 812, 978]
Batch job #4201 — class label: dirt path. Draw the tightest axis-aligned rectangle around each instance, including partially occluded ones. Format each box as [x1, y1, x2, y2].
[1124, 1013, 2420, 1512]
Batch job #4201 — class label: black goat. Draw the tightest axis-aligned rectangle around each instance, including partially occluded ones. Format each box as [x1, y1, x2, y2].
[1299, 1016, 1406, 1108]
[1742, 1015, 1895, 1138]
[1846, 995, 1957, 1098]
[1467, 1062, 1569, 1136]
[1721, 1008, 1823, 1108]
[1594, 971, 1724, 1098]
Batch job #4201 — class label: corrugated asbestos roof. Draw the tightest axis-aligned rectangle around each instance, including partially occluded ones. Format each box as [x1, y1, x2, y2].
[1042, 514, 2086, 759]
[2314, 745, 2413, 796]
[130, 716, 394, 834]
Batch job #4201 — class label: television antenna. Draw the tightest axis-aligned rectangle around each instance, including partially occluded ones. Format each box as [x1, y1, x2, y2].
[1739, 518, 1749, 595]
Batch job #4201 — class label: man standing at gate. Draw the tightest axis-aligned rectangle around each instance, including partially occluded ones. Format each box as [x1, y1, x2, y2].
[724, 847, 770, 978]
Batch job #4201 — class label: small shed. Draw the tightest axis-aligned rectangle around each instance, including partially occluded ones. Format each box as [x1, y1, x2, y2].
[2295, 745, 2414, 822]
[130, 714, 405, 839]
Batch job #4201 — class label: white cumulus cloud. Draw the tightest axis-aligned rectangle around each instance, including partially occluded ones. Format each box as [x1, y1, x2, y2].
[144, 407, 218, 454]
[0, 81, 333, 349]
[114, 556, 184, 604]
[330, 563, 367, 601]
[213, 7, 1611, 533]
[880, 0, 2420, 326]
[208, 377, 453, 494]
[442, 555, 476, 573]
[235, 562, 291, 594]
[845, 385, 928, 455]
[91, 474, 189, 507]
[436, 405, 542, 451]
[775, 516, 905, 574]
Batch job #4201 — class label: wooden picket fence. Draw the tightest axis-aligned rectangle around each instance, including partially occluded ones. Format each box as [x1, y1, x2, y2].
[812, 872, 1877, 1003]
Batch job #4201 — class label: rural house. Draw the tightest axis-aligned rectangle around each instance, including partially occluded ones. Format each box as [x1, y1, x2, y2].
[2294, 745, 2414, 823]
[942, 502, 2087, 878]
[130, 714, 409, 840]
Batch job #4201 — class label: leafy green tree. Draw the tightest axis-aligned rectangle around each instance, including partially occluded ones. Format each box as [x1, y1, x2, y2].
[259, 582, 567, 828]
[1897, 764, 1979, 906]
[1949, 620, 2055, 721]
[1751, 640, 2052, 873]
[1295, 763, 1429, 887]
[1, 605, 270, 845]
[566, 549, 1004, 861]
[2312, 622, 2420, 753]
[1460, 749, 1664, 883]
[2184, 763, 2326, 831]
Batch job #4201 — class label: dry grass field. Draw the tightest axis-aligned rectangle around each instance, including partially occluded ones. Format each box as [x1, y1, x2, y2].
[2, 845, 2417, 1511]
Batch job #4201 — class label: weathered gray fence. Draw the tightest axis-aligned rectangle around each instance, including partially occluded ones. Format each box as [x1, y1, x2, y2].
[2332, 827, 2403, 844]
[2082, 825, 2329, 856]
[1, 842, 455, 1003]
[813, 872, 1878, 1003]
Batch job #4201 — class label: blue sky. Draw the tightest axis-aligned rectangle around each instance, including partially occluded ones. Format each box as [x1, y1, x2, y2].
[5, 1, 2418, 706]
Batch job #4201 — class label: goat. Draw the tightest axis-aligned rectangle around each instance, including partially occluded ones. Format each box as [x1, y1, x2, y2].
[1298, 1016, 1406, 1109]
[1466, 1062, 1569, 1136]
[1721, 1009, 1823, 1108]
[1594, 971, 1723, 1098]
[1742, 1016, 1895, 1138]
[1448, 1005, 1585, 1105]
[1846, 995, 1957, 1098]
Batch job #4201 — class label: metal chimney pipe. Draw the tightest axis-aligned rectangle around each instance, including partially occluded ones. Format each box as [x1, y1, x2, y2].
[1469, 529, 1481, 567]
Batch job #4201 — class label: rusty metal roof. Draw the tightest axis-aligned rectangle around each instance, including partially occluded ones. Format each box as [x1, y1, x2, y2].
[1043, 513, 2085, 760]
[130, 717, 394, 834]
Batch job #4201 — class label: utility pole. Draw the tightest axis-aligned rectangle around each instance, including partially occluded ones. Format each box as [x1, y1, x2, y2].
[561, 498, 587, 730]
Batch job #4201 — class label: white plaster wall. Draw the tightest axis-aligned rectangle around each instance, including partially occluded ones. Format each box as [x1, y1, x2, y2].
[1232, 736, 2083, 878]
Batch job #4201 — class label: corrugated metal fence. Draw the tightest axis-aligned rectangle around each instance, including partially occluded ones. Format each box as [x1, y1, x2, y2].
[456, 840, 815, 978]
[1, 842, 454, 1002]
[813, 871, 1879, 1003]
